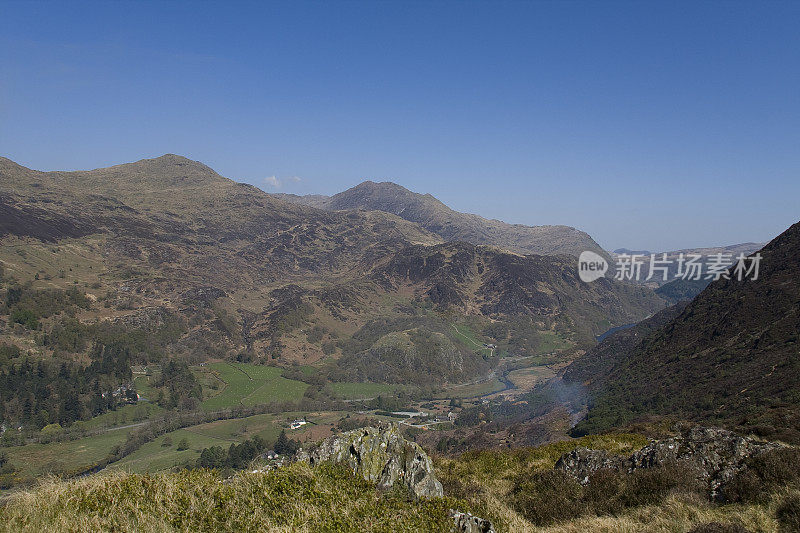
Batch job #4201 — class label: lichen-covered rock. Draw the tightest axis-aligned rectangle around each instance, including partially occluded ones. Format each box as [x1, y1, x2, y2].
[295, 424, 444, 499]
[555, 426, 782, 500]
[553, 447, 626, 485]
[449, 510, 495, 533]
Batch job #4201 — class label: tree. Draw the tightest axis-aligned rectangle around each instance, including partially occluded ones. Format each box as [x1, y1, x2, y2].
[40, 423, 62, 437]
[197, 446, 226, 468]
[274, 429, 299, 457]
[162, 436, 173, 447]
[176, 437, 190, 451]
[125, 389, 138, 403]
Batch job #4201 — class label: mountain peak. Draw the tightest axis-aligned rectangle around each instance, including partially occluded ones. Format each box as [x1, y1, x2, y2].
[312, 180, 607, 257]
[352, 180, 412, 193]
[103, 154, 218, 175]
[0, 156, 31, 173]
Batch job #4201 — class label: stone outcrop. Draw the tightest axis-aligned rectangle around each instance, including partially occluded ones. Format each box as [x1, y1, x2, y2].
[295, 424, 444, 499]
[555, 426, 782, 500]
[449, 510, 495, 533]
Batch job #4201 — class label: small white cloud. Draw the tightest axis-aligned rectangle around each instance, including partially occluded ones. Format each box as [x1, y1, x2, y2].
[262, 175, 302, 188]
[264, 176, 281, 188]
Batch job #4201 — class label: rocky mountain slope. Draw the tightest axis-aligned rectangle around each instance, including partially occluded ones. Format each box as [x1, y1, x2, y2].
[0, 155, 664, 389]
[567, 222, 800, 443]
[276, 181, 606, 257]
[562, 302, 689, 389]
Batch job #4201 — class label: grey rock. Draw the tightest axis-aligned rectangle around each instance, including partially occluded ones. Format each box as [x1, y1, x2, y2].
[295, 423, 444, 499]
[449, 509, 495, 533]
[554, 447, 626, 485]
[555, 426, 782, 501]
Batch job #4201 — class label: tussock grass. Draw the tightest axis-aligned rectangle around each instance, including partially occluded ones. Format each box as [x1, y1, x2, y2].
[3, 433, 796, 532]
[437, 434, 795, 532]
[437, 432, 649, 486]
[0, 463, 467, 532]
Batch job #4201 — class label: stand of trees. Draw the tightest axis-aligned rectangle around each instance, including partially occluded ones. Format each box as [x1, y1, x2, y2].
[196, 435, 270, 469]
[195, 430, 300, 470]
[0, 340, 135, 430]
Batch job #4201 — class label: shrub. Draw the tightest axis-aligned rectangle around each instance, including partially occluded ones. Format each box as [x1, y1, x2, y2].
[322, 341, 337, 355]
[725, 448, 800, 502]
[10, 308, 38, 329]
[40, 424, 63, 437]
[776, 494, 800, 533]
[511, 469, 585, 525]
[511, 462, 704, 526]
[0, 343, 21, 365]
[617, 462, 703, 507]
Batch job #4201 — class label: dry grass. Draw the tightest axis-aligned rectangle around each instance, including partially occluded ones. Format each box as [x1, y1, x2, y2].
[0, 463, 465, 533]
[436, 434, 796, 533]
[2, 433, 797, 532]
[450, 487, 787, 533]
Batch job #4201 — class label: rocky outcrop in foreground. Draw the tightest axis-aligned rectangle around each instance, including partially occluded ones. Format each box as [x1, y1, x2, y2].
[449, 510, 495, 533]
[295, 424, 444, 499]
[555, 426, 782, 500]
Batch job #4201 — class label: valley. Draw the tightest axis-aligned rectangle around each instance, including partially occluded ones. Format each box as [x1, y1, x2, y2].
[1, 155, 797, 532]
[4, 4, 799, 530]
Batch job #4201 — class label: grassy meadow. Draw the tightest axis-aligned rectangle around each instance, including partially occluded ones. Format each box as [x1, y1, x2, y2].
[329, 382, 410, 400]
[197, 363, 308, 410]
[2, 430, 131, 482]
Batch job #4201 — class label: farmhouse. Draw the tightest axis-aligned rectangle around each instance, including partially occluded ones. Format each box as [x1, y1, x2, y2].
[290, 419, 307, 430]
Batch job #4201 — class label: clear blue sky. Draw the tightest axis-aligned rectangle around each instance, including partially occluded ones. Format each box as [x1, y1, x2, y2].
[2, 1, 798, 251]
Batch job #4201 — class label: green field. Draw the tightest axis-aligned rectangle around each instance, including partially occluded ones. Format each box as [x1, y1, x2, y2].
[79, 402, 163, 431]
[2, 364, 305, 484]
[434, 377, 506, 399]
[133, 374, 159, 400]
[108, 413, 283, 473]
[2, 428, 131, 481]
[451, 324, 493, 357]
[199, 363, 308, 410]
[185, 413, 281, 441]
[330, 382, 409, 400]
[507, 365, 556, 389]
[534, 330, 571, 354]
[108, 428, 223, 473]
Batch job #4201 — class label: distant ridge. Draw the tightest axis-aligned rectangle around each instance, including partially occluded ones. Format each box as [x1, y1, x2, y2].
[275, 181, 606, 258]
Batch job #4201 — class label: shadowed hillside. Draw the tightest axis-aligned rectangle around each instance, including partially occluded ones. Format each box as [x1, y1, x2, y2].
[568, 221, 800, 443]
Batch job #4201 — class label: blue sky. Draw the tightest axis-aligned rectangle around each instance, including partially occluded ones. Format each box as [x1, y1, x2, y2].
[1, 1, 798, 251]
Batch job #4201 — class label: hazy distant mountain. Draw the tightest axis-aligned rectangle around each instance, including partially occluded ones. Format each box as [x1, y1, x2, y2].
[610, 242, 766, 293]
[612, 243, 765, 261]
[612, 248, 651, 255]
[569, 222, 800, 443]
[275, 181, 606, 258]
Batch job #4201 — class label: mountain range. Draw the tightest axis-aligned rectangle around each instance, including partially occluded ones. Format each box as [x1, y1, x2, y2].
[0, 154, 664, 390]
